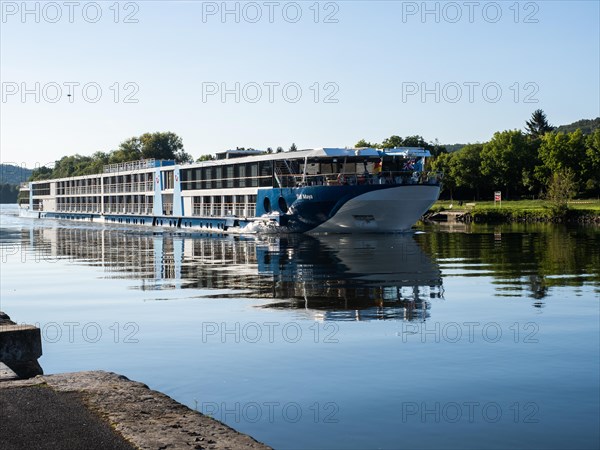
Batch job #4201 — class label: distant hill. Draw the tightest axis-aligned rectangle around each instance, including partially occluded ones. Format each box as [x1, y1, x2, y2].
[442, 117, 599, 151]
[0, 164, 32, 185]
[554, 117, 600, 135]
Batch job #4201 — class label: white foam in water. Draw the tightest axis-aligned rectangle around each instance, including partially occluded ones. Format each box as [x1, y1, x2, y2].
[235, 214, 285, 235]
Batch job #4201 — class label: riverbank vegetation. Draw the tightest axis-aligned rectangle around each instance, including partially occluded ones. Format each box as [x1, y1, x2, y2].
[429, 199, 600, 223]
[358, 111, 599, 223]
[428, 113, 600, 202]
[359, 113, 599, 202]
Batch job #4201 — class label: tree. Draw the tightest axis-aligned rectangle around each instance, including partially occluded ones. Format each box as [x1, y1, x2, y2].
[86, 151, 109, 174]
[525, 109, 554, 138]
[266, 147, 273, 154]
[289, 143, 298, 152]
[583, 128, 600, 194]
[29, 131, 193, 181]
[585, 129, 600, 170]
[276, 146, 284, 153]
[355, 139, 374, 148]
[545, 169, 576, 214]
[431, 152, 457, 200]
[109, 137, 142, 163]
[450, 144, 486, 199]
[380, 135, 403, 149]
[480, 130, 534, 199]
[429, 138, 447, 158]
[108, 132, 191, 164]
[49, 154, 98, 178]
[537, 130, 587, 191]
[520, 137, 544, 198]
[30, 166, 53, 181]
[402, 135, 428, 147]
[139, 132, 192, 163]
[196, 154, 215, 162]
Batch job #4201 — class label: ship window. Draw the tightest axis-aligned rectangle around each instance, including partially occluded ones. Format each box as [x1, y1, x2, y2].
[163, 171, 174, 189]
[263, 197, 271, 213]
[225, 165, 234, 188]
[238, 164, 246, 188]
[278, 196, 288, 213]
[258, 161, 272, 187]
[215, 167, 223, 188]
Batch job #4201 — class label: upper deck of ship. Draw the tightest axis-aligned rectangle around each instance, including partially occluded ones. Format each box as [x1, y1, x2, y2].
[25, 146, 432, 185]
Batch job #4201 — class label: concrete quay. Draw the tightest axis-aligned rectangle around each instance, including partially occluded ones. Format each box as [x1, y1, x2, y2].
[0, 370, 272, 450]
[0, 311, 43, 379]
[0, 312, 272, 450]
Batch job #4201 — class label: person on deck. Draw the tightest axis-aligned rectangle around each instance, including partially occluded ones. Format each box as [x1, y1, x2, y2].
[373, 159, 383, 175]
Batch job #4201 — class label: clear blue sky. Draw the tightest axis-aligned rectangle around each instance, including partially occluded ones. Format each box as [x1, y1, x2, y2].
[1, 0, 599, 167]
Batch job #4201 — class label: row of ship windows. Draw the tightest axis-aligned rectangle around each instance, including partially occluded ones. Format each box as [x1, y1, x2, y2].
[30, 162, 275, 195]
[180, 163, 273, 190]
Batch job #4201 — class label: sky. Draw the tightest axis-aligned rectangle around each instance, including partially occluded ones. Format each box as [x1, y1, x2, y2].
[1, 0, 599, 167]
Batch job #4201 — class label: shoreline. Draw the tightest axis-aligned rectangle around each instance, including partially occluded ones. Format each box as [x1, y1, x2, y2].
[0, 369, 272, 450]
[424, 205, 600, 225]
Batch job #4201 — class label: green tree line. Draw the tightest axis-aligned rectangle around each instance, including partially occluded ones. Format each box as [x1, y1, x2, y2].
[431, 112, 599, 200]
[30, 132, 192, 181]
[358, 111, 600, 200]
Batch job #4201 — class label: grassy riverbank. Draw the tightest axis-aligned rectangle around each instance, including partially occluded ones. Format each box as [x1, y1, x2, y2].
[428, 199, 600, 223]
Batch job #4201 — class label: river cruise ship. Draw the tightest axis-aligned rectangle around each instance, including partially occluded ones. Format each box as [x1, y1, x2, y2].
[18, 147, 441, 233]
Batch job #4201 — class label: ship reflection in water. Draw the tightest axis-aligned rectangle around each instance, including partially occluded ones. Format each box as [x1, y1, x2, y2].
[20, 226, 443, 321]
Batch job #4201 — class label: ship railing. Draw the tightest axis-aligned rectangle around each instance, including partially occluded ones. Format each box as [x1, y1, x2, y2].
[103, 159, 158, 174]
[62, 186, 102, 196]
[234, 204, 246, 217]
[103, 182, 155, 194]
[298, 171, 443, 187]
[102, 203, 153, 215]
[192, 202, 254, 218]
[57, 204, 102, 213]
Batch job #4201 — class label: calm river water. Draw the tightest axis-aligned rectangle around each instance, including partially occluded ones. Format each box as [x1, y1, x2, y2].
[1, 204, 598, 449]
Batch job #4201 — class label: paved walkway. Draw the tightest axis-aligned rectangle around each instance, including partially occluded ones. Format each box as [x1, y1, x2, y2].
[0, 385, 135, 450]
